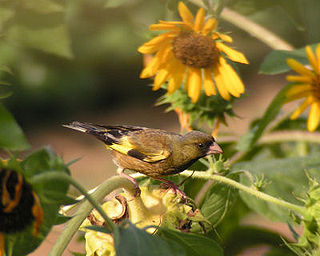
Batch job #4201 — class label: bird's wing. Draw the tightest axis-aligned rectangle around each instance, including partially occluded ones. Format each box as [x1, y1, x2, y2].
[108, 129, 172, 163]
[63, 122, 171, 163]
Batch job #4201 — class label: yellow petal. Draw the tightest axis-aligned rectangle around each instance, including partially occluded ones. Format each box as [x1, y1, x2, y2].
[194, 8, 205, 32]
[212, 32, 233, 43]
[139, 45, 171, 78]
[159, 46, 173, 65]
[216, 42, 249, 64]
[286, 58, 316, 78]
[220, 57, 245, 95]
[290, 96, 313, 120]
[186, 68, 202, 103]
[140, 57, 160, 78]
[178, 1, 194, 27]
[308, 101, 320, 132]
[203, 68, 216, 96]
[286, 75, 313, 83]
[168, 62, 186, 93]
[306, 45, 318, 74]
[149, 23, 180, 31]
[202, 18, 217, 35]
[159, 20, 185, 25]
[212, 65, 230, 100]
[286, 84, 313, 99]
[316, 44, 320, 74]
[159, 20, 193, 30]
[138, 40, 171, 54]
[143, 32, 175, 46]
[153, 69, 169, 90]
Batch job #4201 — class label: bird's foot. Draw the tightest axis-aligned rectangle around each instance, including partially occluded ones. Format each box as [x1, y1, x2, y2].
[119, 172, 141, 197]
[157, 178, 187, 199]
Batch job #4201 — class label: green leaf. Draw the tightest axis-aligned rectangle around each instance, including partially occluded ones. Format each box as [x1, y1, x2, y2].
[158, 228, 223, 256]
[233, 154, 320, 222]
[260, 43, 319, 75]
[157, 87, 236, 128]
[114, 223, 184, 256]
[0, 102, 30, 150]
[223, 226, 295, 256]
[200, 174, 238, 226]
[237, 85, 290, 152]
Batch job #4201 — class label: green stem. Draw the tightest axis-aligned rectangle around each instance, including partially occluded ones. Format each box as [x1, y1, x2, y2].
[31, 172, 115, 231]
[214, 0, 225, 18]
[182, 171, 306, 216]
[220, 8, 294, 50]
[31, 174, 138, 256]
[129, 169, 306, 216]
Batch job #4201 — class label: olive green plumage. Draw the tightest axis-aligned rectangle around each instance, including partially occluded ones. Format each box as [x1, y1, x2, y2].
[63, 121, 223, 178]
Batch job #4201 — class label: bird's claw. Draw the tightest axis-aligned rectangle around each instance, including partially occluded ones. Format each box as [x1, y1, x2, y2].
[119, 172, 141, 197]
[159, 180, 187, 199]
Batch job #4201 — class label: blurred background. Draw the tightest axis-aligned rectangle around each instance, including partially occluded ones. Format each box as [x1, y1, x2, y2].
[0, 0, 319, 255]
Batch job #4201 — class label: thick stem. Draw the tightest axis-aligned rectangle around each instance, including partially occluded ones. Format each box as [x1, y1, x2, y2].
[182, 170, 306, 216]
[31, 172, 116, 231]
[30, 174, 138, 256]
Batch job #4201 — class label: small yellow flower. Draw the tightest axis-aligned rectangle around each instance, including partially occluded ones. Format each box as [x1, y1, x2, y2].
[138, 1, 248, 103]
[285, 44, 320, 132]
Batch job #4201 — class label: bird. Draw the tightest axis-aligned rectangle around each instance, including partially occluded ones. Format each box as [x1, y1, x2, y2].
[63, 121, 223, 196]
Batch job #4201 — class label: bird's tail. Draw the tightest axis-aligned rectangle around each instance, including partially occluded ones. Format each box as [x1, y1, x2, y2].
[63, 121, 109, 143]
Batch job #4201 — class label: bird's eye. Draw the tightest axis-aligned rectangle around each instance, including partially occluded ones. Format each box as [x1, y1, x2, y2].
[198, 143, 204, 148]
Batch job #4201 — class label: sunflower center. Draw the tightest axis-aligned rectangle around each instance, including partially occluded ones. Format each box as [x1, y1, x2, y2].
[172, 31, 219, 68]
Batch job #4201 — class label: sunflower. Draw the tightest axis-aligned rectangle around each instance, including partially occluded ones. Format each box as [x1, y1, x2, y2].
[0, 159, 44, 256]
[285, 44, 320, 132]
[138, 1, 248, 103]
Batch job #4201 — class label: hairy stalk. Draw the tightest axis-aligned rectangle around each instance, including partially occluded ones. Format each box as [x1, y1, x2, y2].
[183, 170, 306, 216]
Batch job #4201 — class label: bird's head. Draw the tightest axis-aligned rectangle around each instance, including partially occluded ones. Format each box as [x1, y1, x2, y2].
[182, 131, 223, 158]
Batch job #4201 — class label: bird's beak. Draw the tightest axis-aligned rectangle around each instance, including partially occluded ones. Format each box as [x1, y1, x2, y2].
[207, 143, 223, 155]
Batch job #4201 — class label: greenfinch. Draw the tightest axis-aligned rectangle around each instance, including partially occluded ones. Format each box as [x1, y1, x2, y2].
[63, 121, 223, 195]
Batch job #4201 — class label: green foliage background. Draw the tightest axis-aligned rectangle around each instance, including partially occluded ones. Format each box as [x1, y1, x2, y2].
[1, 0, 320, 255]
[0, 0, 319, 128]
